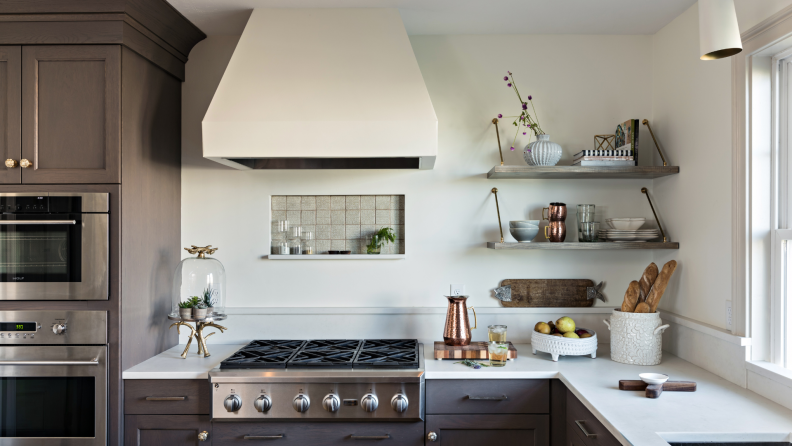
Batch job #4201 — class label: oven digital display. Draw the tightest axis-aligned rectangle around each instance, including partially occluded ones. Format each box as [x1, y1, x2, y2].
[0, 322, 35, 332]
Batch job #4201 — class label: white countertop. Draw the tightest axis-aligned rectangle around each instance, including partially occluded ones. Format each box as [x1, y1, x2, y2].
[123, 343, 792, 446]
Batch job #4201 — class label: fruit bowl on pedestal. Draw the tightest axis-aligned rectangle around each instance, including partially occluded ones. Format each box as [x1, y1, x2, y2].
[531, 328, 598, 362]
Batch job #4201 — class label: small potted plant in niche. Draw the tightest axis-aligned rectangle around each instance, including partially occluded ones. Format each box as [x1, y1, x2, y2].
[366, 227, 396, 254]
[192, 302, 208, 320]
[178, 300, 193, 319]
[203, 287, 218, 315]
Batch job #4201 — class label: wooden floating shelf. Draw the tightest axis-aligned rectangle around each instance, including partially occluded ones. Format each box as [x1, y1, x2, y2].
[267, 254, 405, 260]
[487, 165, 680, 179]
[487, 242, 679, 250]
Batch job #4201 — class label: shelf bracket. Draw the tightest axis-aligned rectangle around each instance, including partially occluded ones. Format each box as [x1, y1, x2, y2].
[641, 119, 669, 167]
[492, 118, 504, 166]
[492, 188, 504, 243]
[641, 187, 667, 243]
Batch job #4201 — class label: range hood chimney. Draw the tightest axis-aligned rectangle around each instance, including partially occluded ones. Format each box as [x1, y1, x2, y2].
[202, 9, 438, 170]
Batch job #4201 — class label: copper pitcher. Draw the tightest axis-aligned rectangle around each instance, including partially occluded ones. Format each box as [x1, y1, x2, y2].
[443, 296, 477, 346]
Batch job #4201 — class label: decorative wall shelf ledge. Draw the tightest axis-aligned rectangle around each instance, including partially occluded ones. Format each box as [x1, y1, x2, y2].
[487, 242, 679, 250]
[267, 254, 405, 260]
[487, 165, 680, 179]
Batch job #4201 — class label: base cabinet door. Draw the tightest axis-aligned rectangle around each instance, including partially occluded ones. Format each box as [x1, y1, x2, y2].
[0, 46, 20, 184]
[124, 415, 211, 446]
[426, 414, 549, 446]
[213, 421, 424, 445]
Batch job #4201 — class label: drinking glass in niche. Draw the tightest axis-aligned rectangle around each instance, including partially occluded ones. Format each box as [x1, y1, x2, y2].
[302, 231, 314, 255]
[366, 227, 396, 254]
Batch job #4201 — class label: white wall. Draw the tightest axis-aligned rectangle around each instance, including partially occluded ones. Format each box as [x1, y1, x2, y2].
[182, 34, 656, 321]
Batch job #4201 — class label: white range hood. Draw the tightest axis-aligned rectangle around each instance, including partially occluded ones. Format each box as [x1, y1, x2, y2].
[202, 8, 438, 170]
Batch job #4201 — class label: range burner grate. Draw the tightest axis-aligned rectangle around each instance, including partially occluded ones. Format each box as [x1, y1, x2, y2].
[219, 339, 419, 369]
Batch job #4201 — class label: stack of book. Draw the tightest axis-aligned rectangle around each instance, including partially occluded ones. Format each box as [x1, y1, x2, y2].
[572, 150, 635, 167]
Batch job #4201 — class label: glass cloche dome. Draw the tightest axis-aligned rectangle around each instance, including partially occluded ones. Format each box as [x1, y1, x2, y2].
[170, 245, 226, 318]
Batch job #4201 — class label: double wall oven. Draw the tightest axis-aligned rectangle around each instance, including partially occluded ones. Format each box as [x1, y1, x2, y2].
[0, 193, 109, 301]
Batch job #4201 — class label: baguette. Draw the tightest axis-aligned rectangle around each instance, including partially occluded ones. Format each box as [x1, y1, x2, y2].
[634, 302, 651, 313]
[645, 260, 677, 313]
[638, 263, 659, 304]
[620, 280, 641, 312]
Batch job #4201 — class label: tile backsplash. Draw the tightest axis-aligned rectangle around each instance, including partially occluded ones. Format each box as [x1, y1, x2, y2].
[271, 195, 405, 254]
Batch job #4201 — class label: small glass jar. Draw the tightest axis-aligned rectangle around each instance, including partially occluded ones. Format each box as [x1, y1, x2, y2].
[277, 240, 289, 255]
[302, 231, 315, 255]
[289, 238, 302, 255]
[288, 226, 302, 240]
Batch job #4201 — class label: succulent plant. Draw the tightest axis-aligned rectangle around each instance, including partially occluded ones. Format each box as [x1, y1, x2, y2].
[178, 300, 193, 309]
[203, 287, 218, 307]
[195, 302, 207, 310]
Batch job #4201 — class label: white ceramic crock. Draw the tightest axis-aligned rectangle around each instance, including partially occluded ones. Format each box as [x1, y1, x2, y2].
[604, 310, 669, 366]
[524, 134, 562, 166]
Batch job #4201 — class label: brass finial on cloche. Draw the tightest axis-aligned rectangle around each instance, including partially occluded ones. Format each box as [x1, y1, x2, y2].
[184, 245, 218, 259]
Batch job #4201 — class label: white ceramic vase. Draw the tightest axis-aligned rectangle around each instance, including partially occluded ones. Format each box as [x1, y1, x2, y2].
[604, 310, 670, 366]
[524, 134, 562, 166]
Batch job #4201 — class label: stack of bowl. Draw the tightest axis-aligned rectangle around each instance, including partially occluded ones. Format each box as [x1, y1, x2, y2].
[509, 220, 540, 243]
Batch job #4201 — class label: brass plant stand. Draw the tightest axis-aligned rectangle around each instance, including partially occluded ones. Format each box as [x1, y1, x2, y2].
[168, 314, 227, 358]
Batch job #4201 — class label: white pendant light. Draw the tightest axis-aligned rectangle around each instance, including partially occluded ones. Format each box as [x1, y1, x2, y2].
[699, 0, 743, 60]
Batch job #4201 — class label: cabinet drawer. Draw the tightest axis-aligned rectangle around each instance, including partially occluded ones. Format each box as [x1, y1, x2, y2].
[213, 421, 423, 445]
[567, 421, 588, 446]
[566, 391, 620, 446]
[426, 414, 549, 445]
[426, 379, 550, 414]
[125, 379, 211, 415]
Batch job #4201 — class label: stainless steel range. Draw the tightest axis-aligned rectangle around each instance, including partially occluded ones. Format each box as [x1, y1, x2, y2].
[209, 340, 424, 422]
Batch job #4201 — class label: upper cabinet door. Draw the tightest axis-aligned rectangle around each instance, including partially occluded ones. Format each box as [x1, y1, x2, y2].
[22, 46, 120, 184]
[0, 46, 21, 184]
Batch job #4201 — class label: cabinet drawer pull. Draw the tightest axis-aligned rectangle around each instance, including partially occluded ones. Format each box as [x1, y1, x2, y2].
[244, 435, 284, 440]
[575, 420, 597, 439]
[145, 396, 186, 401]
[467, 395, 508, 401]
[351, 435, 390, 440]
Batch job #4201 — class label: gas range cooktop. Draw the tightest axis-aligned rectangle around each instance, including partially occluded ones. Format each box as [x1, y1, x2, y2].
[220, 339, 420, 370]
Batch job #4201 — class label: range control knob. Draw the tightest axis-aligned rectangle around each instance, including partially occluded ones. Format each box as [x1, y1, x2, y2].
[52, 324, 67, 335]
[224, 394, 242, 412]
[361, 393, 379, 412]
[391, 394, 409, 413]
[254, 395, 272, 412]
[322, 394, 340, 412]
[293, 394, 310, 413]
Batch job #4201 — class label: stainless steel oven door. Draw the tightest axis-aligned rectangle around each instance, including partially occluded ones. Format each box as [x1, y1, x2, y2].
[0, 346, 106, 446]
[0, 214, 108, 300]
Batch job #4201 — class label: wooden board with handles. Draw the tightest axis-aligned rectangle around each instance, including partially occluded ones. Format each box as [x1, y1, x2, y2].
[434, 342, 518, 360]
[619, 380, 696, 398]
[499, 279, 595, 307]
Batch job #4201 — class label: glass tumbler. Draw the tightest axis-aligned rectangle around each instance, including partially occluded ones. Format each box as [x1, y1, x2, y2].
[488, 325, 507, 342]
[488, 342, 509, 367]
[302, 231, 315, 255]
[288, 226, 302, 240]
[577, 204, 595, 240]
[580, 222, 601, 242]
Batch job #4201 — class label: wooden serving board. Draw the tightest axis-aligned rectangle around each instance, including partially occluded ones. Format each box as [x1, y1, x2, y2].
[499, 279, 594, 307]
[434, 341, 518, 360]
[619, 380, 697, 399]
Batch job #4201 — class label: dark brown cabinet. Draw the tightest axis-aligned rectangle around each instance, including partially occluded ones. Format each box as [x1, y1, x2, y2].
[0, 46, 20, 184]
[214, 421, 424, 445]
[124, 414, 211, 446]
[426, 379, 551, 446]
[566, 388, 620, 446]
[21, 45, 121, 183]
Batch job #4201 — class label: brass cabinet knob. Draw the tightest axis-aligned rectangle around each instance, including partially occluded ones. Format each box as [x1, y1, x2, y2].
[198, 431, 209, 442]
[427, 432, 438, 442]
[19, 159, 31, 169]
[4, 159, 17, 168]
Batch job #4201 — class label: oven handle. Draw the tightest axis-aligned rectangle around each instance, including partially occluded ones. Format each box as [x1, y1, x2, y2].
[0, 220, 77, 225]
[0, 358, 99, 366]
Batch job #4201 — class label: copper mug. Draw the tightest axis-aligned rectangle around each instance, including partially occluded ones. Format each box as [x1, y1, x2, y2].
[544, 221, 566, 242]
[542, 202, 567, 221]
[443, 296, 477, 346]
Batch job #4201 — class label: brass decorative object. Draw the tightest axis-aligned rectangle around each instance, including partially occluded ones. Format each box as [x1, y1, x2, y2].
[594, 134, 615, 151]
[491, 188, 504, 243]
[641, 120, 668, 167]
[641, 187, 667, 242]
[492, 118, 504, 166]
[4, 159, 17, 168]
[169, 317, 228, 358]
[19, 159, 32, 169]
[184, 245, 218, 259]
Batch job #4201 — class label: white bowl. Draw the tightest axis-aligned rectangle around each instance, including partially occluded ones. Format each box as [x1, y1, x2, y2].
[607, 218, 646, 230]
[639, 373, 669, 385]
[510, 220, 540, 228]
[510, 227, 539, 242]
[531, 328, 598, 362]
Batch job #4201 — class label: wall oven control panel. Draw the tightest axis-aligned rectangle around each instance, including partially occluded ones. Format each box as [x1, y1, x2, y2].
[0, 311, 106, 345]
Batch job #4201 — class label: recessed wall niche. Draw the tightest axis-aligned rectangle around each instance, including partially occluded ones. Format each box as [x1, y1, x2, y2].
[271, 195, 405, 255]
